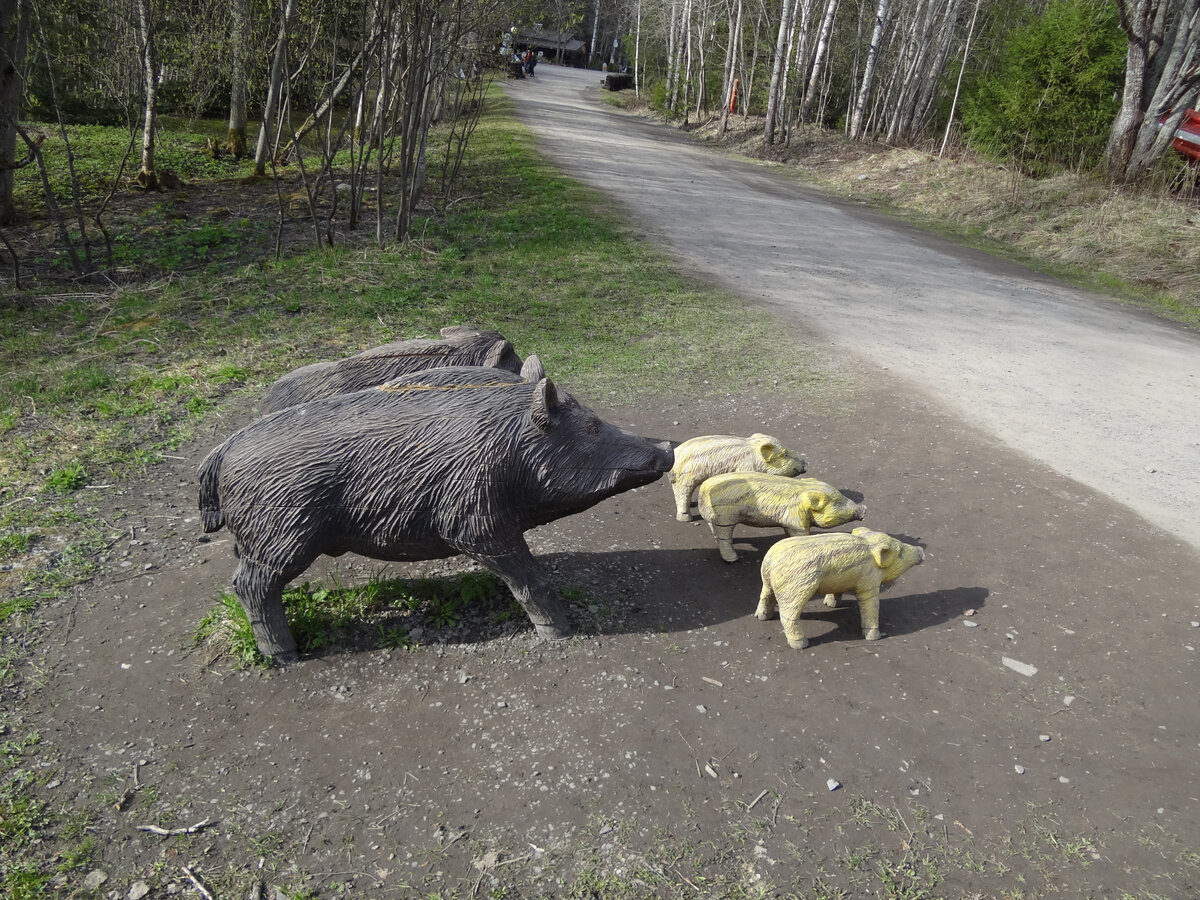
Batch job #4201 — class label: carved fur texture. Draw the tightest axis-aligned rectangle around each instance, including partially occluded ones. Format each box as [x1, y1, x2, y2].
[697, 473, 865, 562]
[199, 366, 672, 663]
[667, 433, 806, 521]
[757, 528, 925, 649]
[259, 325, 525, 413]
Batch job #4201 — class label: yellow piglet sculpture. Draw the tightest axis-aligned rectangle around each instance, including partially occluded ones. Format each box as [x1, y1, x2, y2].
[669, 433, 806, 522]
[757, 528, 925, 649]
[697, 472, 865, 562]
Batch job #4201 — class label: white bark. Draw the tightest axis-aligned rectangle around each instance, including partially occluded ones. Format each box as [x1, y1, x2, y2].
[849, 0, 889, 139]
[254, 0, 299, 177]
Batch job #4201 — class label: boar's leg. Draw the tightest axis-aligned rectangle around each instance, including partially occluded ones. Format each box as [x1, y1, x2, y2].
[854, 587, 882, 641]
[470, 546, 571, 640]
[232, 558, 299, 664]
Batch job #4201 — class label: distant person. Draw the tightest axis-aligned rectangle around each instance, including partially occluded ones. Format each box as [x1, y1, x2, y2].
[526, 50, 537, 77]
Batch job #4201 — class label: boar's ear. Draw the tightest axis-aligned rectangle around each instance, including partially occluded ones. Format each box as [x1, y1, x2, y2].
[440, 325, 475, 338]
[484, 339, 515, 368]
[531, 377, 562, 431]
[521, 354, 546, 382]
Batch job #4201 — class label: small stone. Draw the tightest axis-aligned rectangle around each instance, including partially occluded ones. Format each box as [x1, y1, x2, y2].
[129, 882, 151, 900]
[83, 871, 108, 891]
[696, 704, 707, 714]
[1058, 775, 1070, 784]
[1014, 765, 1025, 775]
[458, 673, 470, 684]
[963, 620, 979, 628]
[1190, 621, 1199, 628]
[1063, 695, 1075, 707]
[826, 778, 841, 791]
[963, 609, 976, 616]
[1039, 734, 1051, 742]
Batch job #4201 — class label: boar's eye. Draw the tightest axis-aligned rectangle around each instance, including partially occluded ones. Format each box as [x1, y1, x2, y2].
[588, 416, 602, 436]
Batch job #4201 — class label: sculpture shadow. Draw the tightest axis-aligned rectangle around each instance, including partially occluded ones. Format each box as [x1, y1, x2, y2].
[286, 545, 770, 661]
[285, 541, 974, 661]
[798, 586, 989, 647]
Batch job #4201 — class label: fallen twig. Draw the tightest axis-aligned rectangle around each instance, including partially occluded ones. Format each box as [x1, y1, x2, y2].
[182, 866, 214, 900]
[137, 818, 215, 836]
[746, 789, 769, 811]
[113, 761, 142, 811]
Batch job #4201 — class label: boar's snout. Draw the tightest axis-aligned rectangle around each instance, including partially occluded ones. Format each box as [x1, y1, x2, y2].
[852, 502, 867, 521]
[652, 440, 675, 473]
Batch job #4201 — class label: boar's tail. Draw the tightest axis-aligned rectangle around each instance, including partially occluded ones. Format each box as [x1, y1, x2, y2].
[197, 445, 226, 533]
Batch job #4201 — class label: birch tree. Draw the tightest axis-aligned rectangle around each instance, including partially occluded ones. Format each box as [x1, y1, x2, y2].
[764, 0, 796, 143]
[133, 0, 160, 189]
[848, 0, 889, 138]
[226, 0, 251, 157]
[254, 0, 298, 177]
[1105, 0, 1200, 182]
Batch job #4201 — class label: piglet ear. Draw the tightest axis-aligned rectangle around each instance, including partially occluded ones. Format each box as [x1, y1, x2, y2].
[484, 339, 514, 368]
[871, 543, 894, 569]
[531, 377, 561, 431]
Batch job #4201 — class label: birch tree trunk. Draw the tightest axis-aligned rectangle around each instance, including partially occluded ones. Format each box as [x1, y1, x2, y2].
[849, 0, 889, 139]
[591, 0, 602, 64]
[1106, 0, 1200, 182]
[254, 0, 299, 177]
[226, 0, 250, 157]
[634, 0, 642, 97]
[765, 0, 797, 144]
[720, 0, 743, 132]
[134, 0, 160, 190]
[941, 0, 982, 155]
[800, 0, 841, 122]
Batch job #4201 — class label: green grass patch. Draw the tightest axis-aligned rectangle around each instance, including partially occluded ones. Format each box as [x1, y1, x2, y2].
[195, 571, 515, 665]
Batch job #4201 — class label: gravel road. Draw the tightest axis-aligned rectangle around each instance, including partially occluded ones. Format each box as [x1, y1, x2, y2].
[507, 65, 1200, 552]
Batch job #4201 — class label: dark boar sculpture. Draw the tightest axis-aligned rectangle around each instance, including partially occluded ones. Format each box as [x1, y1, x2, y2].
[198, 365, 673, 663]
[259, 325, 526, 413]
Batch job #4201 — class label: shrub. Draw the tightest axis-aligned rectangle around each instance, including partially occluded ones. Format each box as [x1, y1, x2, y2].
[963, 0, 1125, 175]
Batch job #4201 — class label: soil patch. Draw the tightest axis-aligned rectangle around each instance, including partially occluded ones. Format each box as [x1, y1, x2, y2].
[12, 366, 1200, 898]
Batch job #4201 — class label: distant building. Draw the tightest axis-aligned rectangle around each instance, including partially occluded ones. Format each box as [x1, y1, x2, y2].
[511, 27, 586, 67]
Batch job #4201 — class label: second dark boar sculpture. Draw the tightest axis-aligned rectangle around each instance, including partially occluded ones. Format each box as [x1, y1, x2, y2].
[199, 365, 673, 663]
[259, 325, 525, 413]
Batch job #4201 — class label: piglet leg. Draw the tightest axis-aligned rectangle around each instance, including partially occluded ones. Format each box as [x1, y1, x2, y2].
[708, 523, 740, 563]
[472, 545, 571, 640]
[669, 475, 698, 522]
[855, 587, 882, 641]
[232, 557, 299, 664]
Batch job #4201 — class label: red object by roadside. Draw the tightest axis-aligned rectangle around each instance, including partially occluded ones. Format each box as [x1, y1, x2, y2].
[1170, 109, 1200, 161]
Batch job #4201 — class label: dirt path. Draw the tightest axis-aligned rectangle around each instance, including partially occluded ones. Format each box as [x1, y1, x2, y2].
[507, 64, 1200, 554]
